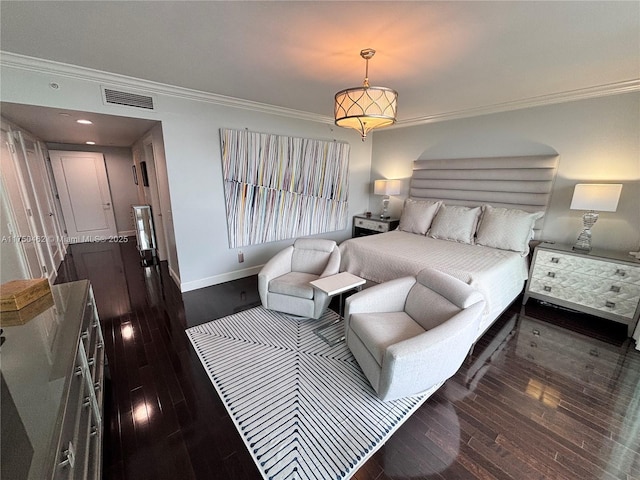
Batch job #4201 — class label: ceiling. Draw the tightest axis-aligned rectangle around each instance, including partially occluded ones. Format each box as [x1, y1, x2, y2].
[1, 1, 638, 146]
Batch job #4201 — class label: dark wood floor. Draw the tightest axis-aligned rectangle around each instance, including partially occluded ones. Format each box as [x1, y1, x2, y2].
[55, 239, 640, 480]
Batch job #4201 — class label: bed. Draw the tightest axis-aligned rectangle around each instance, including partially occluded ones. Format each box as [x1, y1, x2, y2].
[340, 155, 560, 340]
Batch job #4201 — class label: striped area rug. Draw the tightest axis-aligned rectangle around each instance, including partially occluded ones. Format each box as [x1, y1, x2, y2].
[186, 306, 439, 480]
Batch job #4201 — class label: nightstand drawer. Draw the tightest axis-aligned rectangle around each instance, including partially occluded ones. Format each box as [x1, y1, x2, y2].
[352, 215, 399, 237]
[354, 218, 391, 232]
[531, 268, 640, 300]
[528, 278, 640, 319]
[534, 250, 640, 284]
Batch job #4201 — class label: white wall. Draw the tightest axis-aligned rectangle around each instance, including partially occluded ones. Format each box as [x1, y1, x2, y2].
[0, 57, 372, 291]
[46, 143, 139, 236]
[371, 92, 640, 252]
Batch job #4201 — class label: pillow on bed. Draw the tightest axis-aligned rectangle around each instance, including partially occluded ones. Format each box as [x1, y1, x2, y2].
[428, 204, 481, 244]
[476, 205, 544, 255]
[398, 199, 442, 235]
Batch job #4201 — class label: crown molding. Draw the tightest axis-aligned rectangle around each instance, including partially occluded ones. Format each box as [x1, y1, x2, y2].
[0, 51, 334, 124]
[2, 52, 637, 129]
[394, 79, 640, 129]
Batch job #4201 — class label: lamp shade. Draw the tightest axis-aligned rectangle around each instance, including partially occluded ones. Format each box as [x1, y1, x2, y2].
[374, 179, 401, 196]
[334, 87, 398, 139]
[570, 184, 622, 212]
[334, 48, 398, 141]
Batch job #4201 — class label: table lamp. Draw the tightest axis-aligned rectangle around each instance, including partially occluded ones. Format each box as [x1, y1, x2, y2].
[569, 183, 622, 252]
[374, 179, 401, 219]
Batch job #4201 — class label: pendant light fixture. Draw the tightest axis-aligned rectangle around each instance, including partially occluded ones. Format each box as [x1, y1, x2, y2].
[334, 48, 398, 141]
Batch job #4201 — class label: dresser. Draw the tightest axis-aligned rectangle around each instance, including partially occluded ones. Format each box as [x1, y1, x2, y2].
[523, 242, 640, 337]
[0, 280, 105, 480]
[352, 215, 399, 237]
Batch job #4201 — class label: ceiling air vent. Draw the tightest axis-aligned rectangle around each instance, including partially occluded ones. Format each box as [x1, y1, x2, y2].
[102, 87, 155, 110]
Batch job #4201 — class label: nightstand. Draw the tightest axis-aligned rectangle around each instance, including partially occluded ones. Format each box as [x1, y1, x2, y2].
[352, 215, 399, 237]
[523, 242, 640, 336]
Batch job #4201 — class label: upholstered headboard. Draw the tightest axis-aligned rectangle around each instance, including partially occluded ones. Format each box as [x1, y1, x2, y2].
[410, 155, 559, 236]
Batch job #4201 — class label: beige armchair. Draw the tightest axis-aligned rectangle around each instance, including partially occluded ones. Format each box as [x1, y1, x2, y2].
[344, 268, 485, 401]
[258, 238, 340, 319]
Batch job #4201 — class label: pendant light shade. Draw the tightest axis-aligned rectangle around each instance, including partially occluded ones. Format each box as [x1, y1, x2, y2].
[334, 49, 398, 141]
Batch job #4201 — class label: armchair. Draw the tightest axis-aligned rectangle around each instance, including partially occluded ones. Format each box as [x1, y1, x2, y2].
[258, 238, 340, 319]
[344, 268, 485, 401]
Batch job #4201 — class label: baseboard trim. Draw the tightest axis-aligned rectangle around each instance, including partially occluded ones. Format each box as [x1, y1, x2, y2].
[180, 265, 263, 293]
[168, 265, 181, 289]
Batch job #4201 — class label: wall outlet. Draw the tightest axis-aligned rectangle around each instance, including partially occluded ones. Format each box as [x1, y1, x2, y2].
[238, 251, 244, 263]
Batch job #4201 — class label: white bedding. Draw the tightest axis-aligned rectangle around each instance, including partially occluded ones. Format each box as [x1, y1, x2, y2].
[339, 231, 529, 337]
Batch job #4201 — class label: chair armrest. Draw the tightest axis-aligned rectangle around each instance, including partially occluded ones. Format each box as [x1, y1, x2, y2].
[344, 276, 416, 318]
[377, 300, 485, 400]
[258, 246, 294, 304]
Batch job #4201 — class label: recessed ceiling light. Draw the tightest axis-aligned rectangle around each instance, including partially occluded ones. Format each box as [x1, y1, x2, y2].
[85, 141, 96, 145]
[77, 119, 93, 125]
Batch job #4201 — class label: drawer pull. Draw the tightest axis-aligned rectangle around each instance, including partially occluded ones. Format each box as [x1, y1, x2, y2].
[543, 286, 552, 292]
[551, 257, 560, 264]
[547, 272, 556, 278]
[589, 349, 600, 357]
[74, 366, 84, 377]
[530, 341, 537, 348]
[58, 442, 76, 468]
[83, 396, 92, 408]
[615, 269, 626, 277]
[605, 301, 616, 309]
[610, 285, 621, 293]
[81, 329, 89, 340]
[532, 329, 540, 336]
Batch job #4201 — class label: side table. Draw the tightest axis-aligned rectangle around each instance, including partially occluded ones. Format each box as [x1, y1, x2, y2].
[311, 272, 366, 345]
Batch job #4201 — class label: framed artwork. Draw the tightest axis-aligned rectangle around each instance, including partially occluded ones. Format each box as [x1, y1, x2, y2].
[220, 128, 350, 248]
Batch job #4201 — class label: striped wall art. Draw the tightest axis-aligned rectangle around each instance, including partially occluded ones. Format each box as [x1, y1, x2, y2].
[220, 128, 350, 248]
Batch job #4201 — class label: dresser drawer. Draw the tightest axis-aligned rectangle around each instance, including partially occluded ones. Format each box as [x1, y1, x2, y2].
[534, 250, 640, 284]
[528, 278, 639, 319]
[531, 268, 640, 300]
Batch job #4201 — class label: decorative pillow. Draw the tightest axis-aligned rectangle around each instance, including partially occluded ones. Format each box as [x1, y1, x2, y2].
[398, 199, 442, 235]
[428, 204, 482, 244]
[476, 205, 544, 255]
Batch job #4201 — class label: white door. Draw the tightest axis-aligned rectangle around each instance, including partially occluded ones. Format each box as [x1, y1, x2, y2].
[2, 128, 55, 280]
[142, 141, 168, 260]
[0, 128, 42, 278]
[49, 151, 117, 243]
[16, 131, 64, 267]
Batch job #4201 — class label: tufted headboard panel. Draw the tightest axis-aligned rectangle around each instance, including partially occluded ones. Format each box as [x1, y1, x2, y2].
[410, 155, 559, 236]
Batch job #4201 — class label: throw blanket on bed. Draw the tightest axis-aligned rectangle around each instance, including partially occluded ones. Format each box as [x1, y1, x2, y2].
[340, 231, 528, 328]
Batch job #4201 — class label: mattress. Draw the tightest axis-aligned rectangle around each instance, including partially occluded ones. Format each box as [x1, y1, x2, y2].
[339, 231, 529, 336]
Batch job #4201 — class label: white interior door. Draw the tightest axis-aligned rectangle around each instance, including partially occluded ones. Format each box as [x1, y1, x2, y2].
[2, 128, 55, 280]
[50, 151, 117, 243]
[0, 129, 41, 278]
[17, 132, 64, 266]
[142, 142, 168, 261]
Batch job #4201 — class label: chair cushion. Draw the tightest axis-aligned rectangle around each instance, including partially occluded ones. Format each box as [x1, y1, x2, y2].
[350, 312, 425, 366]
[405, 282, 461, 331]
[269, 272, 319, 299]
